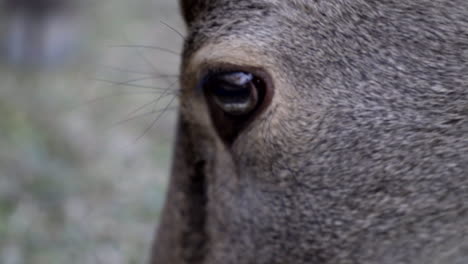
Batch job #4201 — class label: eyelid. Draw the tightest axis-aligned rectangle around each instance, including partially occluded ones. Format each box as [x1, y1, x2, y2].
[195, 62, 272, 87]
[197, 65, 274, 108]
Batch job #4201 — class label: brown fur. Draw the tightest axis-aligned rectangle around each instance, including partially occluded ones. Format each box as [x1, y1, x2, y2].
[151, 0, 468, 263]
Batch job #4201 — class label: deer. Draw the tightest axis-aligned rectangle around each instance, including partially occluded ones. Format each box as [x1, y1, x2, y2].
[151, 0, 468, 263]
[0, 0, 85, 67]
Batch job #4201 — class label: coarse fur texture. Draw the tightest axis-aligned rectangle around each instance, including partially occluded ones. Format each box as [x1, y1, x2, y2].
[151, 0, 468, 263]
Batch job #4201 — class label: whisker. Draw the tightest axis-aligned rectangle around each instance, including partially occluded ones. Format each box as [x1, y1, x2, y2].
[149, 81, 178, 113]
[122, 33, 172, 87]
[115, 31, 181, 87]
[130, 80, 178, 141]
[92, 77, 178, 91]
[110, 105, 178, 128]
[113, 81, 178, 128]
[111, 91, 175, 128]
[160, 20, 186, 40]
[93, 76, 162, 84]
[109, 44, 180, 56]
[99, 82, 176, 91]
[134, 96, 177, 142]
[66, 90, 173, 111]
[96, 64, 158, 75]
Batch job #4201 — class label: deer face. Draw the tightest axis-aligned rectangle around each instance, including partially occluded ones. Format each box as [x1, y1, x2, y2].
[152, 1, 468, 263]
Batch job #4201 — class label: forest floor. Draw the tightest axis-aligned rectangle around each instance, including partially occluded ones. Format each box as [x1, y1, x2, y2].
[0, 1, 183, 263]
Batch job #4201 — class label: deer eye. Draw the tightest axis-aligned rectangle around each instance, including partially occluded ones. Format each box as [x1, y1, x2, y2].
[203, 72, 260, 115]
[199, 70, 271, 144]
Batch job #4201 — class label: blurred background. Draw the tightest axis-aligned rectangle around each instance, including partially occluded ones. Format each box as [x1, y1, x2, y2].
[0, 0, 183, 263]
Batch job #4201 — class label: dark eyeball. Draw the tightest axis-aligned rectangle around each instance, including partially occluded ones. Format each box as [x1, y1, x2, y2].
[199, 70, 271, 144]
[203, 72, 259, 116]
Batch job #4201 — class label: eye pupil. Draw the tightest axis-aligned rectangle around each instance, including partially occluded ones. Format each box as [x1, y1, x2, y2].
[199, 69, 271, 144]
[203, 71, 260, 116]
[210, 79, 251, 99]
